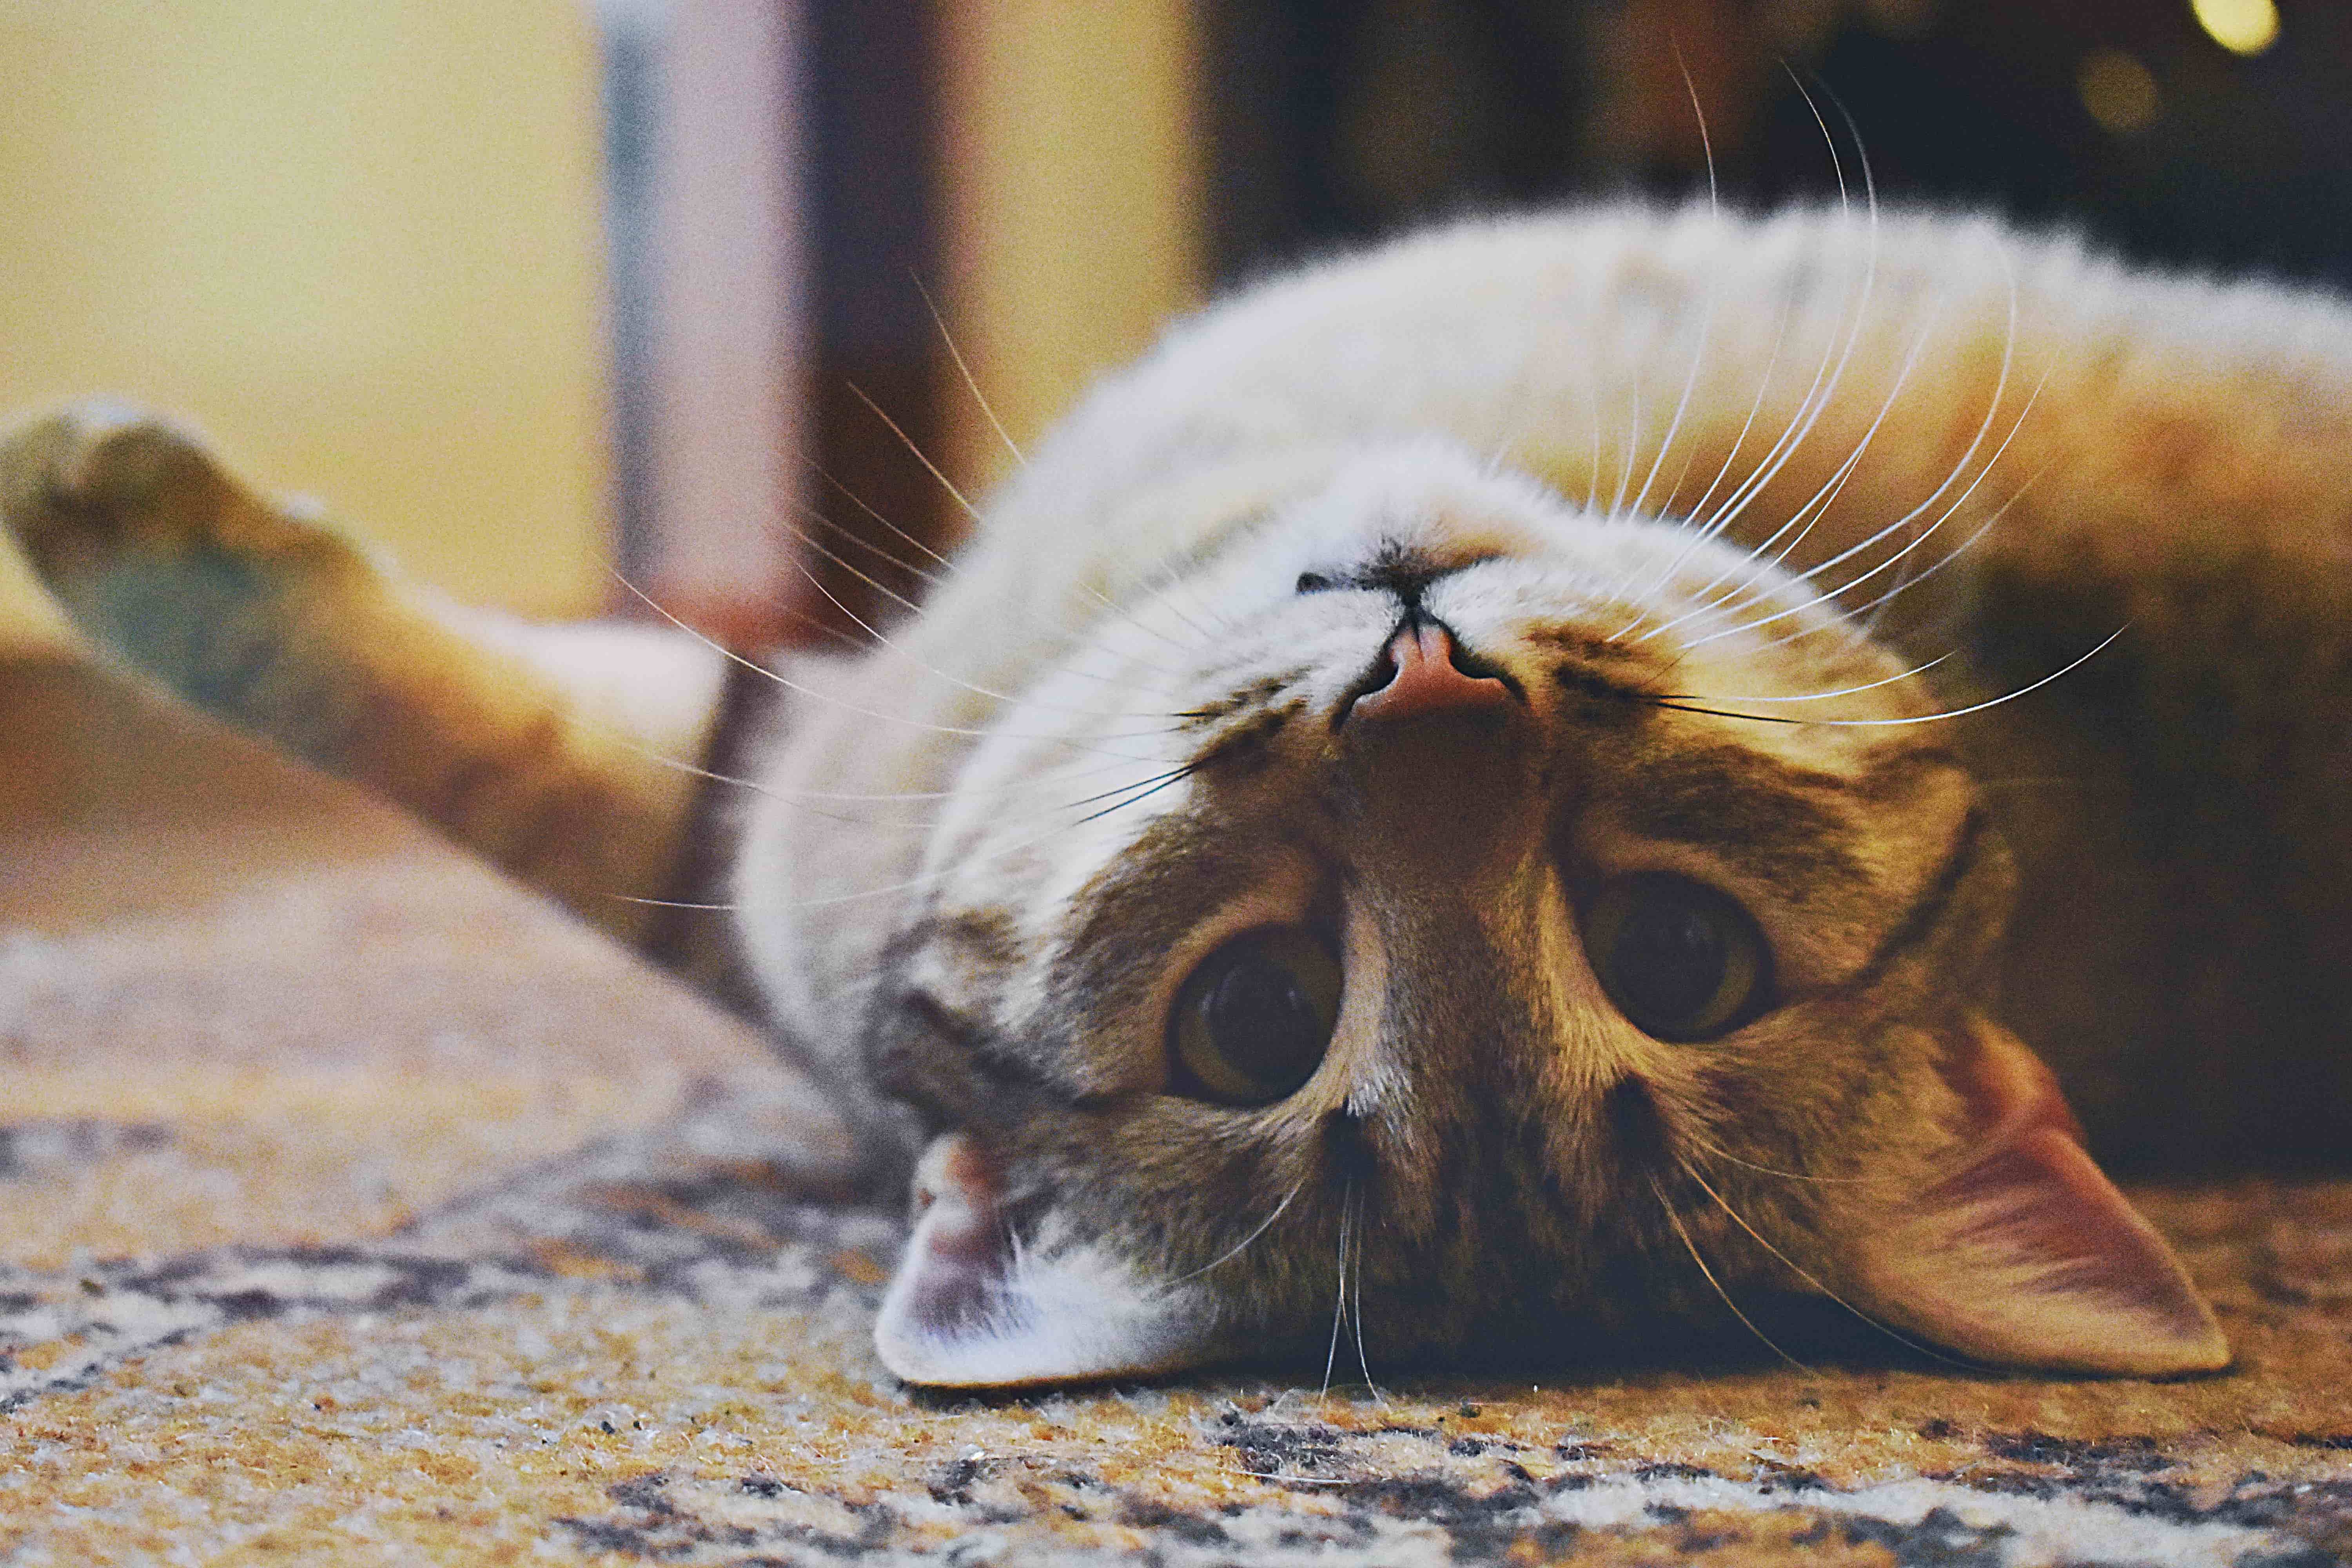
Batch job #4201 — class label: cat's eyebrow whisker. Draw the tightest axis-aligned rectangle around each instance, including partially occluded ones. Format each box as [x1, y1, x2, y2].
[1649, 1174, 1812, 1374]
[1608, 381, 1642, 523]
[1679, 1161, 1968, 1368]
[1687, 270, 2035, 652]
[1673, 72, 1879, 567]
[1662, 648, 1956, 707]
[1750, 455, 2052, 657]
[1663, 623, 2127, 728]
[1654, 281, 1945, 645]
[1624, 43, 1722, 528]
[1673, 1128, 1883, 1183]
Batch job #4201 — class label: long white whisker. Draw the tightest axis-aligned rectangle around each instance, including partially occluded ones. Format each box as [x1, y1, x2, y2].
[1166, 1182, 1302, 1285]
[779, 514, 1185, 721]
[1681, 1162, 1965, 1367]
[1695, 361, 2043, 652]
[778, 762, 1201, 912]
[1671, 649, 1956, 706]
[1347, 1185, 1384, 1403]
[1668, 625, 2127, 728]
[1321, 1184, 1352, 1399]
[1626, 45, 1721, 526]
[1651, 1174, 1809, 1372]
[612, 568, 1193, 755]
[1670, 285, 1949, 632]
[1679, 71, 1880, 562]
[913, 268, 1027, 467]
[1609, 381, 1641, 521]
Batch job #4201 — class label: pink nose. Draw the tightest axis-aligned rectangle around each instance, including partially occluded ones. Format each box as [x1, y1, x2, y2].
[1348, 621, 1512, 724]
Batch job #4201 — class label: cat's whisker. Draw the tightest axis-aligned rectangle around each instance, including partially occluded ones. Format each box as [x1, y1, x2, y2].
[778, 513, 1190, 722]
[1624, 44, 1722, 528]
[1346, 1184, 1386, 1405]
[1678, 1161, 1968, 1368]
[614, 570, 1191, 753]
[1662, 71, 1879, 587]
[1685, 267, 2034, 651]
[1649, 1174, 1811, 1373]
[1585, 379, 1604, 517]
[1164, 1181, 1303, 1285]
[1662, 648, 1956, 707]
[1684, 99, 1872, 550]
[606, 894, 737, 911]
[914, 267, 1027, 468]
[769, 760, 1203, 913]
[1608, 285, 1804, 639]
[1707, 390, 2042, 655]
[796, 502, 948, 597]
[1609, 382, 1642, 523]
[1673, 1128, 1883, 1184]
[810, 461, 959, 575]
[1656, 278, 1942, 644]
[1664, 623, 2127, 728]
[847, 378, 1224, 661]
[818, 441, 1203, 676]
[1750, 461, 2045, 655]
[849, 380, 984, 530]
[1320, 1181, 1354, 1400]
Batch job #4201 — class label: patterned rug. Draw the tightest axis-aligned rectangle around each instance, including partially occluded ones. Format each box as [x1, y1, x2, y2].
[5, 653, 2350, 1566]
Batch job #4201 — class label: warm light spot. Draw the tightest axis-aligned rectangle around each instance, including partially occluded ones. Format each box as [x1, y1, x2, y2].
[2078, 49, 2162, 136]
[2190, 0, 2280, 56]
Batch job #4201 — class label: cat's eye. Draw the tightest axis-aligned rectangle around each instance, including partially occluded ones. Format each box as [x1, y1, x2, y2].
[1583, 874, 1771, 1042]
[1168, 926, 1343, 1104]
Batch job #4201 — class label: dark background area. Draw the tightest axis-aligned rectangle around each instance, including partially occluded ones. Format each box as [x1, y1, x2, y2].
[800, 0, 2350, 637]
[1200, 0, 2352, 291]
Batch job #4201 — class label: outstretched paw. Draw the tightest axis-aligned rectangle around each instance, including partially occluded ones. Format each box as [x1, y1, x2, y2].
[1, 399, 359, 605]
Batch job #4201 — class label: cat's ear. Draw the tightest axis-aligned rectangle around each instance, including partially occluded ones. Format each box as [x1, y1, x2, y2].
[871, 1133, 1228, 1387]
[1836, 1018, 2229, 1377]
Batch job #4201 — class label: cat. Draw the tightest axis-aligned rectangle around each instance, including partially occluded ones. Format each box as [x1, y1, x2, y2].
[12, 200, 2352, 1390]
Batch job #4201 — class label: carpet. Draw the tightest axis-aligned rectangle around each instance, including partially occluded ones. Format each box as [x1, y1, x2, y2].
[4, 652, 2349, 1566]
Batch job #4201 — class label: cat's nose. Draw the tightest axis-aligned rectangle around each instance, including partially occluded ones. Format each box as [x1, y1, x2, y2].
[1347, 619, 1514, 725]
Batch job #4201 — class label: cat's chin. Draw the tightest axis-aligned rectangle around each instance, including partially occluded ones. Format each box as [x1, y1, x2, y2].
[872, 1132, 1233, 1388]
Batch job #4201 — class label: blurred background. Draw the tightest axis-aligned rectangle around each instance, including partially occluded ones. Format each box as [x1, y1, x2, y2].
[1, 0, 2343, 653]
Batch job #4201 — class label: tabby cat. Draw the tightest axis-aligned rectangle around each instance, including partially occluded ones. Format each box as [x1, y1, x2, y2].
[13, 203, 2352, 1388]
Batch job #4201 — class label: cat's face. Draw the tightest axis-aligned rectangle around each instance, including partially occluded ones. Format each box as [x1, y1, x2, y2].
[863, 442, 2224, 1388]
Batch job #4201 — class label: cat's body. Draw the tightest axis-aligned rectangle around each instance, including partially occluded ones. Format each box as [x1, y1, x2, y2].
[11, 203, 2352, 1388]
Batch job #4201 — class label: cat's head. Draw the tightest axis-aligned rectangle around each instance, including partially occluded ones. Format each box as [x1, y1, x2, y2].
[860, 440, 2225, 1388]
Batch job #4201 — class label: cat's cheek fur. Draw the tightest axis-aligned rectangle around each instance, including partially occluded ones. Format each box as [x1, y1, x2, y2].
[872, 1133, 1230, 1388]
[1835, 1018, 2229, 1377]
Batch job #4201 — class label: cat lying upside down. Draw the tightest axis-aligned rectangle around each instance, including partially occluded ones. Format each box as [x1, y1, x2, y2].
[12, 204, 2352, 1388]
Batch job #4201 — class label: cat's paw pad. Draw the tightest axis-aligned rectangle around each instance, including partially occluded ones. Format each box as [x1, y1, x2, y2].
[0, 399, 233, 564]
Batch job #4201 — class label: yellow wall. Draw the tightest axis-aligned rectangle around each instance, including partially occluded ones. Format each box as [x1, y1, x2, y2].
[0, 0, 610, 631]
[939, 0, 1203, 495]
